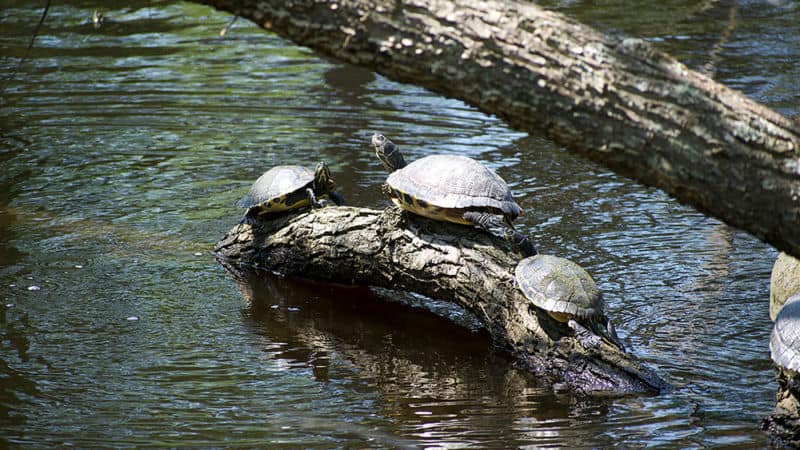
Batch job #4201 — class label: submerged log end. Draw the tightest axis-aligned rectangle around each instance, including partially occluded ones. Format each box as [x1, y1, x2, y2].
[214, 206, 666, 396]
[528, 341, 666, 396]
[763, 369, 800, 447]
[763, 413, 800, 448]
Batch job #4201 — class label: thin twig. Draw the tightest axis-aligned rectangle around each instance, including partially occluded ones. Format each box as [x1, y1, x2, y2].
[700, 1, 739, 78]
[219, 15, 239, 37]
[0, 0, 51, 106]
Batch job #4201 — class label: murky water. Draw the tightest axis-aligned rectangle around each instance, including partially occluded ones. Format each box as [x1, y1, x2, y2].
[1, 0, 797, 447]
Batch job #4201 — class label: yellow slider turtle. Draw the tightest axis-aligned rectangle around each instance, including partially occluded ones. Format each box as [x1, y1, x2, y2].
[515, 254, 625, 351]
[771, 293, 800, 373]
[371, 133, 536, 256]
[237, 162, 344, 220]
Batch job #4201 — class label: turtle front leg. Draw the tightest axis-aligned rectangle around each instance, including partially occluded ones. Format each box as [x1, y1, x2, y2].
[380, 183, 393, 201]
[239, 208, 258, 225]
[308, 189, 345, 208]
[569, 318, 626, 352]
[603, 318, 626, 352]
[462, 211, 537, 256]
[567, 319, 602, 350]
[505, 228, 538, 257]
[306, 188, 328, 208]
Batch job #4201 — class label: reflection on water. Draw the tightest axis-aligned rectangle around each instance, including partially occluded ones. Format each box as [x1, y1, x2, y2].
[228, 266, 616, 448]
[0, 0, 794, 447]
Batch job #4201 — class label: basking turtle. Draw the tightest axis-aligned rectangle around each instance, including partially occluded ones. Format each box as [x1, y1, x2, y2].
[771, 293, 800, 372]
[371, 133, 536, 256]
[515, 254, 624, 351]
[237, 162, 344, 219]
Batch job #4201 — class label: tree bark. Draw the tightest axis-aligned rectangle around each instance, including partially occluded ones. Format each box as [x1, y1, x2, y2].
[214, 206, 666, 396]
[763, 368, 800, 448]
[196, 0, 800, 258]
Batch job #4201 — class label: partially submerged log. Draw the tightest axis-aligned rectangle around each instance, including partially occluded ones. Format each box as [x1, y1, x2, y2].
[762, 368, 800, 448]
[196, 0, 800, 258]
[214, 206, 666, 396]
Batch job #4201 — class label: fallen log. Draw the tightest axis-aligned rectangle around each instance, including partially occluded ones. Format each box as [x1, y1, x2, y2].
[196, 0, 800, 258]
[214, 206, 666, 396]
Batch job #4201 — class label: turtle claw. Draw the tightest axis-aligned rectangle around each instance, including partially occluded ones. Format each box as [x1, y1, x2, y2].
[239, 208, 260, 225]
[568, 319, 602, 349]
[306, 188, 344, 209]
[605, 320, 626, 353]
[568, 318, 626, 352]
[306, 188, 327, 208]
[380, 183, 393, 201]
[504, 228, 537, 256]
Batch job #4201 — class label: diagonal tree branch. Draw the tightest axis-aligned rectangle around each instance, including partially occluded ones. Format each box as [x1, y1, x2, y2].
[196, 0, 800, 257]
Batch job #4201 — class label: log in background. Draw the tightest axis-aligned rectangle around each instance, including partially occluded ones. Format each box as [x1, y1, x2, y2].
[197, 0, 800, 258]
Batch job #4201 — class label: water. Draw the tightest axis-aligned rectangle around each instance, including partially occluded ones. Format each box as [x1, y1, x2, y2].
[1, 0, 796, 447]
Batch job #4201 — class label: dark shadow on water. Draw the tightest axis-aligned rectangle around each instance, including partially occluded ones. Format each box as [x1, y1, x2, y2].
[0, 312, 46, 446]
[229, 263, 495, 381]
[220, 263, 615, 447]
[320, 62, 376, 104]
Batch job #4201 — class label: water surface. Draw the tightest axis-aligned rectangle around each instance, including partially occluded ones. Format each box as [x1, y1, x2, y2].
[1, 0, 797, 447]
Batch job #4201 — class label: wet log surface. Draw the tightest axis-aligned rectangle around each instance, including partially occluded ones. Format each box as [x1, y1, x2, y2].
[763, 369, 800, 448]
[214, 206, 666, 396]
[195, 0, 800, 259]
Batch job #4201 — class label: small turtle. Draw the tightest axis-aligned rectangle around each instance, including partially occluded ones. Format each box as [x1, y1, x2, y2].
[237, 162, 344, 219]
[515, 254, 624, 351]
[771, 293, 800, 372]
[371, 133, 535, 256]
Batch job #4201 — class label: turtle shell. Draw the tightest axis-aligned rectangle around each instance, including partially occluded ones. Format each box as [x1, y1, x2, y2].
[386, 154, 521, 219]
[237, 165, 314, 213]
[515, 254, 604, 320]
[771, 293, 800, 371]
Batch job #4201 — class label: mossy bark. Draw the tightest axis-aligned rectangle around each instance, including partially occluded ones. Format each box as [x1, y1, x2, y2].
[214, 206, 665, 396]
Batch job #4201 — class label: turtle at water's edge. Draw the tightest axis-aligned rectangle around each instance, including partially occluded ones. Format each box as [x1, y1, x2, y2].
[237, 162, 344, 221]
[515, 254, 625, 352]
[763, 293, 800, 446]
[771, 294, 800, 373]
[371, 133, 536, 256]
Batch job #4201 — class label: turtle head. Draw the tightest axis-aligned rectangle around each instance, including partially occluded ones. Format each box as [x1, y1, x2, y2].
[372, 133, 407, 172]
[313, 161, 335, 193]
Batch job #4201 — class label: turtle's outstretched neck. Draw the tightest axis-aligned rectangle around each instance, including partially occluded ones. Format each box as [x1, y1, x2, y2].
[372, 133, 407, 172]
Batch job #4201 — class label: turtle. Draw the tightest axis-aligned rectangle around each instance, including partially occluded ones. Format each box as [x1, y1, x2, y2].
[237, 161, 344, 219]
[770, 293, 800, 373]
[371, 133, 536, 256]
[515, 254, 625, 352]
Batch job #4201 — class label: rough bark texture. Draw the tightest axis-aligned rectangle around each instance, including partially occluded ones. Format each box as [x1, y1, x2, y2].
[196, 0, 800, 258]
[763, 369, 800, 448]
[214, 206, 666, 396]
